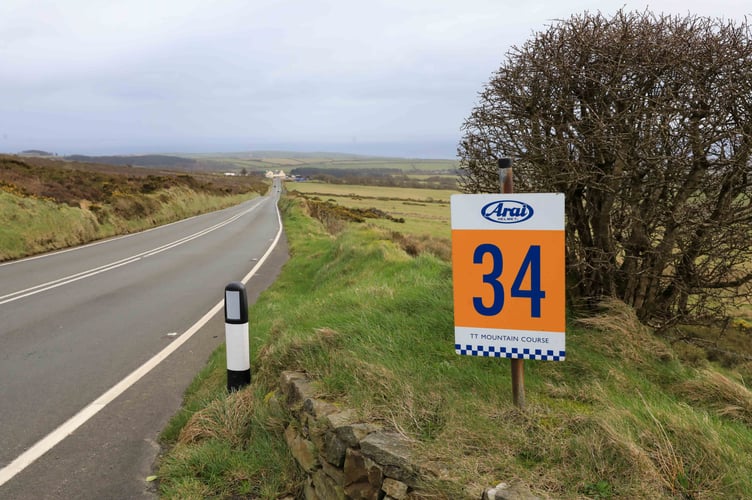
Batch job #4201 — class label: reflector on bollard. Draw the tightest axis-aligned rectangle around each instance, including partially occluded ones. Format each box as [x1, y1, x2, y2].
[224, 282, 250, 391]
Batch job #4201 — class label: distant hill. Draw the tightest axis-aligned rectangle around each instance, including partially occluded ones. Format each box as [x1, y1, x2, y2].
[246, 150, 388, 160]
[57, 151, 458, 174]
[20, 149, 56, 156]
[64, 154, 198, 168]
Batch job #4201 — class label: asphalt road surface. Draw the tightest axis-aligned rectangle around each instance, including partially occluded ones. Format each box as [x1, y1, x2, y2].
[0, 182, 287, 499]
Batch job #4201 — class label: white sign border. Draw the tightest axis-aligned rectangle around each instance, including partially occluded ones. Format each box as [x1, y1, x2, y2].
[451, 192, 566, 361]
[451, 192, 564, 231]
[454, 327, 565, 361]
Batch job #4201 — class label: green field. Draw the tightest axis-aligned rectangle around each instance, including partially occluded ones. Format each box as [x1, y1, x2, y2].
[286, 181, 456, 239]
[182, 153, 458, 174]
[285, 159, 457, 172]
[156, 196, 752, 499]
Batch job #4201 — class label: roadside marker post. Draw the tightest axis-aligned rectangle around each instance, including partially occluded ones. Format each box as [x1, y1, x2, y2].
[224, 282, 250, 392]
[451, 158, 566, 410]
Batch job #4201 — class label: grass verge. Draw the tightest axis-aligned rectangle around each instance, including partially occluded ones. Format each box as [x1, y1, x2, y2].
[0, 187, 258, 261]
[156, 196, 752, 499]
[286, 181, 454, 239]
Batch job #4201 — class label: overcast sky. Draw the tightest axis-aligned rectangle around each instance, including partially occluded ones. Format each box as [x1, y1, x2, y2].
[1, 1, 749, 158]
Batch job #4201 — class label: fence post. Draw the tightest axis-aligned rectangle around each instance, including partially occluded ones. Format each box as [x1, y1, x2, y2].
[224, 282, 250, 392]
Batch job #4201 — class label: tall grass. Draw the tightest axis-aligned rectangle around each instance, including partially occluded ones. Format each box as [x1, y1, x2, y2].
[156, 196, 752, 499]
[0, 190, 101, 260]
[287, 181, 454, 238]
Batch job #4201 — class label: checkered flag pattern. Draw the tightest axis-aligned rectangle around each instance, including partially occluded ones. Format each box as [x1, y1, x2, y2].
[455, 344, 565, 361]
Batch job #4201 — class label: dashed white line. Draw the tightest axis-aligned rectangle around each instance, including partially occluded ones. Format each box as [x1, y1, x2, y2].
[0, 201, 261, 306]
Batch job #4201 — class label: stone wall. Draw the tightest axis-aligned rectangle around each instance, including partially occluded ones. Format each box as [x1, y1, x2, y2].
[277, 371, 433, 500]
[276, 371, 540, 500]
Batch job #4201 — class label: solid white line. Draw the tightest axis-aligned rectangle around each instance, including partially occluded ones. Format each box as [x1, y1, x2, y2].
[0, 201, 261, 306]
[0, 301, 223, 485]
[241, 194, 283, 285]
[0, 196, 284, 488]
[0, 257, 142, 306]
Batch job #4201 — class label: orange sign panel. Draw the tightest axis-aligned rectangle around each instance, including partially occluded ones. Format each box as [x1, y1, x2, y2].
[451, 194, 565, 361]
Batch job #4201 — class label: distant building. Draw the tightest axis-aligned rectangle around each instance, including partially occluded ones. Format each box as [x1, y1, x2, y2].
[265, 170, 287, 179]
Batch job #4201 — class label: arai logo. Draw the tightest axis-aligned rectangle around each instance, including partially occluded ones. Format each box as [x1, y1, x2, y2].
[481, 199, 534, 224]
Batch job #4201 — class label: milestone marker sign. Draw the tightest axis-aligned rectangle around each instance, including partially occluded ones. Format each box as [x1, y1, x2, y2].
[451, 193, 566, 361]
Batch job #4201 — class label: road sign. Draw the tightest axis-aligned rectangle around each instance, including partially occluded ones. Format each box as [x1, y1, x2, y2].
[451, 193, 565, 361]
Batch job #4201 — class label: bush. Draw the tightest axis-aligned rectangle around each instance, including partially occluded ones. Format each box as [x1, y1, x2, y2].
[458, 10, 752, 329]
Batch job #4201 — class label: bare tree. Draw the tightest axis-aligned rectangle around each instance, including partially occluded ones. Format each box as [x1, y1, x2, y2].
[458, 10, 752, 329]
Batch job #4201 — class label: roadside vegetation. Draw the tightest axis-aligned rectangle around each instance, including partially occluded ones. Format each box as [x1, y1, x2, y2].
[286, 181, 454, 240]
[0, 154, 268, 261]
[459, 10, 752, 331]
[288, 167, 457, 191]
[156, 191, 752, 499]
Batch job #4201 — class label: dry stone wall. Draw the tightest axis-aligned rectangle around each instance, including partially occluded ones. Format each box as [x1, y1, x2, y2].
[277, 371, 539, 500]
[277, 370, 433, 500]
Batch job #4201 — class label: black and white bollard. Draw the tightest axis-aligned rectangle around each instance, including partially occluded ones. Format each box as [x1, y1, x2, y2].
[224, 282, 250, 392]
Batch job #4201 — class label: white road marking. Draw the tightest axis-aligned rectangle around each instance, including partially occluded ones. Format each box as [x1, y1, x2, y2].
[0, 205, 211, 268]
[0, 201, 261, 306]
[0, 197, 283, 487]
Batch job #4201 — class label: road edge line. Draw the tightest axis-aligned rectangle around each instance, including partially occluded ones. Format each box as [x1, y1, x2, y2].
[0, 197, 284, 488]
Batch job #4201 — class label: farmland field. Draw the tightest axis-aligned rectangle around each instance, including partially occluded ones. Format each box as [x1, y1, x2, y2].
[286, 159, 457, 172]
[183, 152, 458, 174]
[285, 181, 456, 239]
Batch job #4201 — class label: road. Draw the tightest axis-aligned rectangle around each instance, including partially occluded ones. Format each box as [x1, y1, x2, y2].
[0, 182, 287, 499]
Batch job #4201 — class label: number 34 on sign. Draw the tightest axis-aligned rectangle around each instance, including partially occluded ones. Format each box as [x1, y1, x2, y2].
[451, 193, 566, 361]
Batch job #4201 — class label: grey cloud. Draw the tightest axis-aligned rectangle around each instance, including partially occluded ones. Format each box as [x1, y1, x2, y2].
[2, 0, 750, 157]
